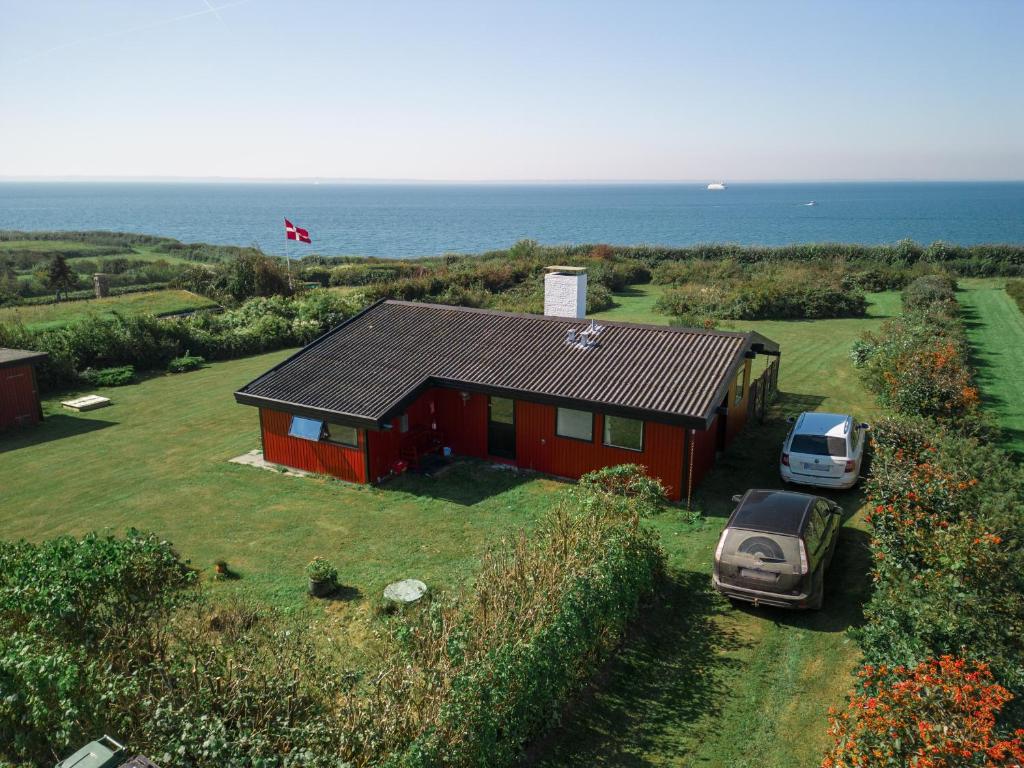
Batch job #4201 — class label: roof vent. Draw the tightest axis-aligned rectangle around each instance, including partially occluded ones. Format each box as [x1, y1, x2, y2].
[566, 319, 604, 350]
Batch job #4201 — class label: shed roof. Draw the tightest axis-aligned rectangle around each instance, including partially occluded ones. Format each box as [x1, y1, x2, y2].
[0, 347, 48, 370]
[235, 300, 778, 429]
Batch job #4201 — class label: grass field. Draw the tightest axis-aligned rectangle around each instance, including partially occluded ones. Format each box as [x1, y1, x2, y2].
[0, 350, 557, 660]
[591, 282, 668, 324]
[0, 291, 897, 765]
[0, 289, 217, 330]
[957, 278, 1024, 454]
[536, 289, 897, 768]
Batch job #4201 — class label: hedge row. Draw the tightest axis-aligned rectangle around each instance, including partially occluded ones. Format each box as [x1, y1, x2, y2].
[376, 466, 665, 768]
[0, 290, 358, 392]
[852, 276, 982, 431]
[656, 279, 867, 322]
[823, 279, 1024, 764]
[0, 467, 666, 766]
[4, 281, 172, 307]
[1007, 278, 1024, 313]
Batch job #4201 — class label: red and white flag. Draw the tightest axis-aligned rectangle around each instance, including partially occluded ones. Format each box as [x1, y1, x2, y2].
[284, 218, 311, 244]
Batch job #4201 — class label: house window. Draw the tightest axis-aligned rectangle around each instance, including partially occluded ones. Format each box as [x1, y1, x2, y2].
[603, 415, 644, 452]
[556, 407, 593, 442]
[288, 415, 324, 441]
[325, 422, 359, 447]
[735, 367, 746, 404]
[399, 414, 409, 433]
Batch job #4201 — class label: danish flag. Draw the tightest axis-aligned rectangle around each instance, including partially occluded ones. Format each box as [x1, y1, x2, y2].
[284, 218, 311, 244]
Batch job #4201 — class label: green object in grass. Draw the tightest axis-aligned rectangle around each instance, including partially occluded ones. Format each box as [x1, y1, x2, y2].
[306, 556, 337, 581]
[80, 365, 135, 387]
[167, 353, 205, 373]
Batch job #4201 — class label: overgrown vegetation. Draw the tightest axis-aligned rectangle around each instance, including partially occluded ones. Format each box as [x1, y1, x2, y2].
[1006, 278, 1024, 313]
[852, 275, 982, 431]
[822, 275, 1024, 765]
[0, 231, 267, 306]
[654, 260, 869, 322]
[822, 657, 1024, 768]
[0, 466, 665, 766]
[0, 289, 358, 391]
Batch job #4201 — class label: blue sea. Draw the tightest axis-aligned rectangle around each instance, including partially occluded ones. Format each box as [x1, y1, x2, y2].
[1, 181, 1023, 258]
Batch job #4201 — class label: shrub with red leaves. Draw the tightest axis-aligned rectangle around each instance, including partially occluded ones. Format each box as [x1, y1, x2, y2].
[822, 656, 1024, 768]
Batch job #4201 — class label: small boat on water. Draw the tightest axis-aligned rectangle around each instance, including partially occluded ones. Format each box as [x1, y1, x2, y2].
[804, 201, 816, 206]
[707, 181, 727, 190]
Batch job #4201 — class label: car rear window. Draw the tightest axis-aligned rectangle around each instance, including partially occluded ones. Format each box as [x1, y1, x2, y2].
[731, 491, 810, 535]
[721, 529, 802, 569]
[791, 434, 847, 457]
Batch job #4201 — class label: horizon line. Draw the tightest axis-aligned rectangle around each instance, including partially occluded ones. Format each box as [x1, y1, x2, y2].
[2, 175, 1024, 185]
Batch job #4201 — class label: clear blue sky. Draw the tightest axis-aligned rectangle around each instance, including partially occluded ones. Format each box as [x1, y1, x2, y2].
[1, 0, 1022, 181]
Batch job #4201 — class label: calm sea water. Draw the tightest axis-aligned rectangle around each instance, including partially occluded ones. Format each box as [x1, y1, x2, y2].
[1, 181, 1023, 258]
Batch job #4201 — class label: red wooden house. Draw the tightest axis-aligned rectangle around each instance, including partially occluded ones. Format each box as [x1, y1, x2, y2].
[235, 271, 779, 502]
[0, 348, 47, 431]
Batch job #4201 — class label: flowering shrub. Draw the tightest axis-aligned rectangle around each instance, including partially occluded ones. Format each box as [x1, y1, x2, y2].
[822, 657, 1024, 768]
[854, 281, 981, 429]
[859, 417, 1024, 708]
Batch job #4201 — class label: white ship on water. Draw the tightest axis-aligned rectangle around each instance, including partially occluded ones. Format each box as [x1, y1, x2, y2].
[707, 181, 727, 190]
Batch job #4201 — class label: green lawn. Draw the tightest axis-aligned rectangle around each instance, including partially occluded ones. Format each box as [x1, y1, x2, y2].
[956, 278, 1024, 454]
[0, 352, 557, 637]
[537, 290, 897, 768]
[0, 289, 217, 330]
[590, 282, 668, 325]
[1, 291, 897, 765]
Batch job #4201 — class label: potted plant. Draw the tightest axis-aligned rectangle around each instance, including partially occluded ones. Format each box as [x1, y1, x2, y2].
[306, 556, 338, 597]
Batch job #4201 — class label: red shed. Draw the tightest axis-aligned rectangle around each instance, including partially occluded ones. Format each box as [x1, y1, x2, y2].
[0, 347, 47, 431]
[235, 299, 779, 503]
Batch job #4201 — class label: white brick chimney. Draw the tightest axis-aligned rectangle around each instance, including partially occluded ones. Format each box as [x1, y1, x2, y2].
[544, 266, 587, 319]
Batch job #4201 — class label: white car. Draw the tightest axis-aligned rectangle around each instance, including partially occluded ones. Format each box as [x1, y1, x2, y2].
[780, 412, 869, 490]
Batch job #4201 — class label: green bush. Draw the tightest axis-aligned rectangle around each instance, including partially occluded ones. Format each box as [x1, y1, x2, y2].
[0, 469, 665, 766]
[858, 418, 1024, 709]
[1006, 278, 1024, 313]
[854, 281, 982, 430]
[379, 466, 665, 767]
[305, 556, 338, 583]
[657, 280, 867, 321]
[167, 353, 205, 373]
[901, 274, 957, 313]
[79, 364, 135, 387]
[0, 289, 359, 392]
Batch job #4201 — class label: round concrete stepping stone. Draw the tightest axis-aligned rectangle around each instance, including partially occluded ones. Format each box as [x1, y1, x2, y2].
[384, 578, 428, 604]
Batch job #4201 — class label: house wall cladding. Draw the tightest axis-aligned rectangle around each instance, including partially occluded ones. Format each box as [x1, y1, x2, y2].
[515, 400, 687, 500]
[363, 386, 688, 500]
[0, 364, 41, 430]
[723, 360, 752, 447]
[259, 408, 367, 484]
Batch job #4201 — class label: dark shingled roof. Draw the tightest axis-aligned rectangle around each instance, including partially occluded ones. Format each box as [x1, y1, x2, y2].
[235, 301, 779, 429]
[0, 347, 48, 370]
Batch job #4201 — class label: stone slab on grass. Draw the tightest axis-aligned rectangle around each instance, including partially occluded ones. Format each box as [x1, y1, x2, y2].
[384, 578, 428, 604]
[229, 449, 314, 478]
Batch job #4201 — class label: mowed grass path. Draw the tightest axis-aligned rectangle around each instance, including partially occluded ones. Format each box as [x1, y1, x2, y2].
[0, 351, 557, 621]
[957, 278, 1024, 454]
[539, 291, 896, 768]
[0, 289, 217, 330]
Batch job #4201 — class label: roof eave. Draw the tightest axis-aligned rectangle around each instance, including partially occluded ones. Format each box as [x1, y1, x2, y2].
[233, 391, 383, 430]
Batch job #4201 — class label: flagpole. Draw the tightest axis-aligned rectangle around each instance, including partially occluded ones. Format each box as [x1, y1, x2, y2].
[283, 221, 293, 291]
